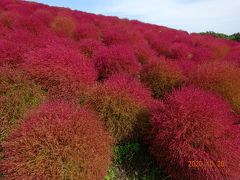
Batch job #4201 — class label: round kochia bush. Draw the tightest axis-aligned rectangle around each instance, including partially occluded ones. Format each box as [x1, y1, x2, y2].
[189, 62, 240, 111]
[147, 87, 240, 179]
[140, 59, 185, 99]
[0, 101, 113, 180]
[78, 39, 104, 58]
[51, 15, 76, 37]
[86, 74, 152, 142]
[21, 40, 97, 100]
[0, 67, 44, 144]
[0, 29, 44, 66]
[93, 44, 140, 80]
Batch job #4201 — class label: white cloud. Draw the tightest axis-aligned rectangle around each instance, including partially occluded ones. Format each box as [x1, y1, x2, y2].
[101, 0, 240, 34]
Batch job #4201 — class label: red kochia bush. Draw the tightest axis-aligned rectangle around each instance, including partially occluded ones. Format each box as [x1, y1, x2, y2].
[0, 11, 17, 29]
[191, 35, 230, 62]
[73, 22, 100, 41]
[140, 59, 185, 99]
[133, 42, 157, 64]
[85, 74, 153, 142]
[147, 87, 240, 179]
[78, 39, 104, 58]
[51, 15, 76, 37]
[143, 29, 183, 58]
[169, 42, 193, 60]
[93, 44, 140, 80]
[0, 101, 113, 180]
[104, 74, 153, 107]
[0, 66, 44, 144]
[31, 9, 54, 27]
[21, 41, 97, 100]
[0, 30, 45, 66]
[225, 46, 240, 67]
[188, 62, 240, 111]
[14, 12, 51, 36]
[175, 59, 198, 77]
[0, 24, 8, 37]
[101, 26, 131, 46]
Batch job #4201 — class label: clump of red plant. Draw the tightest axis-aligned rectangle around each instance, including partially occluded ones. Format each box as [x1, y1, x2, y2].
[0, 66, 44, 144]
[0, 29, 46, 66]
[73, 22, 100, 41]
[188, 61, 240, 111]
[85, 74, 153, 142]
[225, 46, 240, 67]
[0, 101, 113, 180]
[51, 15, 76, 37]
[0, 0, 240, 179]
[93, 44, 140, 80]
[78, 39, 104, 58]
[133, 42, 157, 65]
[140, 59, 185, 98]
[147, 87, 240, 179]
[21, 40, 97, 100]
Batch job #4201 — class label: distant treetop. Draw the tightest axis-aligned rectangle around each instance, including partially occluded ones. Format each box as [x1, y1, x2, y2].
[200, 31, 240, 42]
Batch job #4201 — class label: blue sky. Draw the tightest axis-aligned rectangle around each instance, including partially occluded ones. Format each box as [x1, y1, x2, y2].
[28, 0, 240, 35]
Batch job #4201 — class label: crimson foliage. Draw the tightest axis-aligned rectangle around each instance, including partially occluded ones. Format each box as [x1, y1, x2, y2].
[188, 62, 240, 111]
[0, 0, 240, 179]
[93, 44, 140, 80]
[21, 40, 97, 100]
[147, 87, 240, 179]
[0, 66, 44, 144]
[85, 74, 153, 142]
[0, 101, 113, 180]
[141, 59, 185, 98]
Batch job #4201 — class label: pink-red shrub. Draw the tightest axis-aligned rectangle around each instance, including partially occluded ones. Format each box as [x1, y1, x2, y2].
[73, 22, 100, 41]
[147, 87, 240, 179]
[225, 46, 240, 67]
[0, 101, 113, 179]
[0, 39, 24, 66]
[21, 41, 97, 100]
[143, 28, 187, 58]
[14, 13, 51, 36]
[0, 24, 8, 37]
[188, 62, 240, 111]
[51, 15, 76, 37]
[78, 39, 104, 58]
[175, 59, 198, 77]
[31, 9, 54, 27]
[93, 44, 140, 80]
[143, 29, 172, 57]
[4, 3, 32, 17]
[0, 0, 240, 178]
[140, 59, 185, 98]
[0, 66, 44, 144]
[169, 42, 193, 59]
[190, 34, 231, 63]
[133, 42, 157, 64]
[101, 25, 141, 46]
[0, 11, 17, 29]
[211, 42, 230, 60]
[0, 29, 46, 66]
[104, 74, 153, 107]
[85, 74, 153, 142]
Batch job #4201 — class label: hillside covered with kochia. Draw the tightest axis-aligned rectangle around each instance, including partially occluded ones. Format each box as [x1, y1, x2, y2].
[0, 0, 240, 179]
